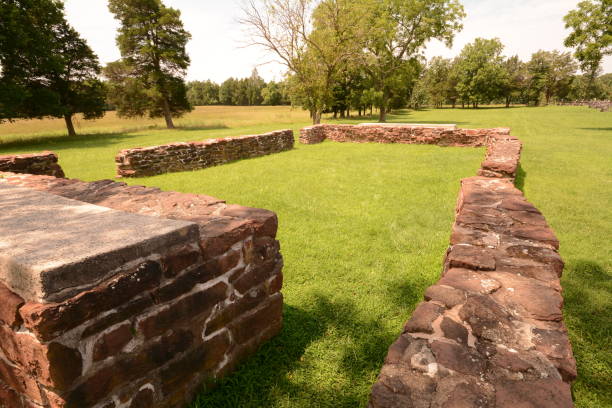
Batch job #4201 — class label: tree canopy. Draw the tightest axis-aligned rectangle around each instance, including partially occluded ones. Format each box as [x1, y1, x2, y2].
[564, 0, 612, 96]
[107, 0, 192, 128]
[0, 0, 105, 135]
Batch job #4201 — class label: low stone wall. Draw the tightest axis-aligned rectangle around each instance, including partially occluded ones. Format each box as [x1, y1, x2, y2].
[368, 131, 575, 407]
[0, 173, 284, 408]
[0, 151, 65, 178]
[116, 130, 294, 178]
[478, 134, 523, 179]
[299, 124, 511, 147]
[559, 100, 611, 112]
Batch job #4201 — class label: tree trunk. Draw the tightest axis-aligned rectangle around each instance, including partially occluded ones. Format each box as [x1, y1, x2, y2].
[378, 106, 387, 122]
[64, 114, 76, 137]
[162, 97, 175, 129]
[506, 96, 510, 108]
[312, 110, 322, 125]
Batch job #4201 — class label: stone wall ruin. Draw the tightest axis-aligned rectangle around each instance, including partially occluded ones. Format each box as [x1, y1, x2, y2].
[0, 172, 284, 408]
[0, 152, 65, 178]
[116, 129, 294, 178]
[0, 121, 577, 407]
[299, 123, 511, 147]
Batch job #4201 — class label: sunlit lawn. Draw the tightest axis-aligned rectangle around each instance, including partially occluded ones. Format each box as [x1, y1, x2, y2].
[1, 105, 609, 408]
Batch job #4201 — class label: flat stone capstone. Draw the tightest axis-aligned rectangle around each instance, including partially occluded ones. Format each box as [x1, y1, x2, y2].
[0, 183, 198, 303]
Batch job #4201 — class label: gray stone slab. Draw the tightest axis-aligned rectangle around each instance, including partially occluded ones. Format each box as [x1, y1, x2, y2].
[0, 184, 199, 303]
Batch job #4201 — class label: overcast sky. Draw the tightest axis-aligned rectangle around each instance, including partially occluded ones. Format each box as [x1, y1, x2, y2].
[63, 0, 612, 83]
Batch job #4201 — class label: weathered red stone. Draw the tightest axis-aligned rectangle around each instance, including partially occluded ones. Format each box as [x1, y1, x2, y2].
[20, 261, 162, 341]
[494, 379, 573, 408]
[424, 285, 467, 308]
[0, 172, 284, 408]
[116, 130, 294, 178]
[93, 323, 133, 362]
[138, 282, 227, 339]
[162, 246, 202, 278]
[0, 152, 65, 178]
[403, 302, 444, 334]
[229, 293, 283, 345]
[129, 387, 155, 408]
[0, 283, 24, 328]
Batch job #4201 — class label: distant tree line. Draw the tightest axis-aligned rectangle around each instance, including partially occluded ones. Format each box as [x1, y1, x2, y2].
[412, 39, 612, 109]
[186, 69, 290, 106]
[242, 0, 611, 123]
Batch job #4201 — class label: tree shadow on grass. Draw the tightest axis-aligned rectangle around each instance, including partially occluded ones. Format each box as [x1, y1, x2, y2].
[561, 260, 612, 403]
[0, 131, 142, 152]
[190, 292, 404, 408]
[0, 124, 230, 152]
[170, 124, 230, 132]
[514, 164, 527, 192]
[577, 128, 612, 132]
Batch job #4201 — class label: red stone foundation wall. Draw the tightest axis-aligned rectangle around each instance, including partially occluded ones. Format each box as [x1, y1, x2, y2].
[0, 152, 65, 178]
[299, 124, 511, 147]
[368, 131, 575, 407]
[0, 174, 284, 408]
[115, 129, 294, 178]
[478, 133, 523, 179]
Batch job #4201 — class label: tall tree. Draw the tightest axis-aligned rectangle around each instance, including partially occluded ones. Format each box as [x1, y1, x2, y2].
[564, 0, 612, 97]
[187, 80, 220, 106]
[107, 0, 192, 128]
[455, 38, 506, 108]
[423, 57, 452, 108]
[500, 55, 527, 108]
[0, 0, 105, 136]
[361, 0, 465, 121]
[527, 50, 578, 105]
[240, 0, 366, 124]
[246, 69, 266, 105]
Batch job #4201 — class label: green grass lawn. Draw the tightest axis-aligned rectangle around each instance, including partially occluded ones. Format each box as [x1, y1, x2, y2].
[1, 106, 610, 407]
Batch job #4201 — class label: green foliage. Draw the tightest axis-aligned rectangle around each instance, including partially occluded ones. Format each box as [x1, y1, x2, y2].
[107, 0, 192, 127]
[455, 38, 507, 108]
[360, 0, 465, 120]
[526, 50, 578, 105]
[0, 0, 105, 135]
[187, 80, 220, 106]
[421, 57, 454, 108]
[500, 55, 527, 107]
[564, 0, 612, 95]
[261, 81, 290, 106]
[214, 69, 270, 106]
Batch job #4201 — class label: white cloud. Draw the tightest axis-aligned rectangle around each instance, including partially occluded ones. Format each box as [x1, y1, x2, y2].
[63, 0, 611, 82]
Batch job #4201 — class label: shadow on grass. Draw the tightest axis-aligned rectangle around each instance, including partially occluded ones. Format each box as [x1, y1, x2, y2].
[514, 164, 527, 192]
[0, 124, 230, 151]
[561, 260, 612, 402]
[0, 131, 142, 151]
[578, 128, 612, 132]
[190, 294, 399, 408]
[171, 124, 229, 132]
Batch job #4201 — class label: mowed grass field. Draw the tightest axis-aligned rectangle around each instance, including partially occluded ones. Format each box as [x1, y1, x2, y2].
[1, 106, 610, 407]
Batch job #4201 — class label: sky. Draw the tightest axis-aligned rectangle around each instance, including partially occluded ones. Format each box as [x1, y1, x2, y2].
[63, 0, 612, 83]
